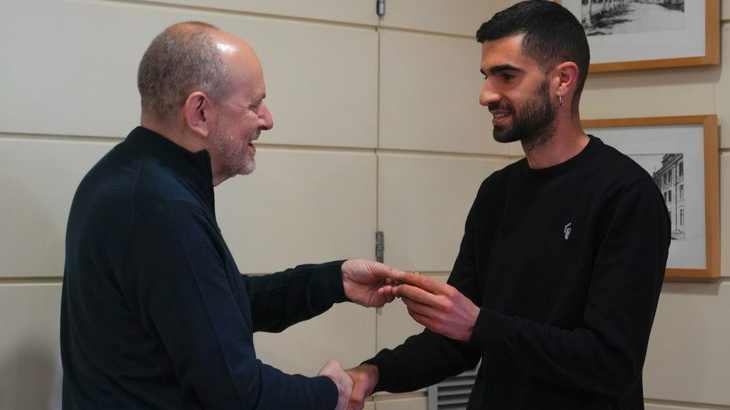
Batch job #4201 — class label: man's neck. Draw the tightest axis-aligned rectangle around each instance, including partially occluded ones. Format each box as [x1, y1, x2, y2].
[140, 119, 206, 154]
[523, 126, 590, 170]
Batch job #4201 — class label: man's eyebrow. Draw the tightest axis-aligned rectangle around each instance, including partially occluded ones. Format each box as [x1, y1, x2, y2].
[481, 64, 524, 76]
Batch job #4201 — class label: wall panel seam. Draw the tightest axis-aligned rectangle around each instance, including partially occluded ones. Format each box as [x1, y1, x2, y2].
[0, 133, 123, 143]
[378, 25, 474, 40]
[0, 278, 63, 285]
[376, 147, 510, 161]
[644, 397, 730, 409]
[102, 0, 379, 30]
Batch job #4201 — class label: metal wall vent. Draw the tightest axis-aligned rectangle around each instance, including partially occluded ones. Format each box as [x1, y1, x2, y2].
[427, 365, 478, 410]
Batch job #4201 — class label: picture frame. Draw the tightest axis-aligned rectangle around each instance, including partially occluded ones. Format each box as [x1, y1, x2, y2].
[582, 115, 719, 280]
[556, 0, 720, 72]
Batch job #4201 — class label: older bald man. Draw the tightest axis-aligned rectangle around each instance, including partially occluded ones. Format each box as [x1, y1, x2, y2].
[61, 22, 403, 410]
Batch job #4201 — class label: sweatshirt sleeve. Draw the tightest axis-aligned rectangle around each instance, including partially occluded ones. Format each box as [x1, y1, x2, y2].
[120, 201, 338, 410]
[364, 194, 483, 392]
[242, 260, 347, 333]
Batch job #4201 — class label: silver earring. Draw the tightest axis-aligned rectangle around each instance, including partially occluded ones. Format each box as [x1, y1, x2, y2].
[558, 95, 564, 107]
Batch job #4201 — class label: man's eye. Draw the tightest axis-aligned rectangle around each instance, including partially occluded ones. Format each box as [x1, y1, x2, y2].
[501, 73, 515, 81]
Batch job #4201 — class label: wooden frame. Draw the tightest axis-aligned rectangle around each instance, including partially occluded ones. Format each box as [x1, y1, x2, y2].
[582, 115, 719, 279]
[556, 0, 720, 72]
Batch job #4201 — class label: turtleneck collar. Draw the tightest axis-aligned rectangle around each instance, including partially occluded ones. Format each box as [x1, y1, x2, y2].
[123, 126, 216, 214]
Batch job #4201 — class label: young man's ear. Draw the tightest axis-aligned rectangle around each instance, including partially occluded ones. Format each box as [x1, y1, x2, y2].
[184, 91, 213, 137]
[554, 61, 579, 96]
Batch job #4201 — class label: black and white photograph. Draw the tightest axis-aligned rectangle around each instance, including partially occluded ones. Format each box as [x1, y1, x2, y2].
[632, 153, 686, 240]
[560, 0, 717, 71]
[581, 0, 685, 37]
[582, 115, 719, 278]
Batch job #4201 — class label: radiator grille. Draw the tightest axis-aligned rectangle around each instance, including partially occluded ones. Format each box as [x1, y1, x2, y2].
[427, 366, 478, 410]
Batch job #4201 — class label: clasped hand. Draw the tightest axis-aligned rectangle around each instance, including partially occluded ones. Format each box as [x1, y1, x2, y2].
[333, 271, 479, 410]
[319, 360, 379, 410]
[394, 271, 480, 342]
[341, 259, 405, 308]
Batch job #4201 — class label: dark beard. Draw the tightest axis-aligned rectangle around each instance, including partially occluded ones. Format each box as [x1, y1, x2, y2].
[492, 80, 556, 148]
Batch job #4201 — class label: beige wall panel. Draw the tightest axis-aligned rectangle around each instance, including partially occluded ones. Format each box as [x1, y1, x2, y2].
[0, 284, 62, 410]
[1, 0, 142, 138]
[581, 68, 717, 121]
[375, 396, 427, 410]
[378, 153, 506, 272]
[133, 0, 377, 25]
[378, 0, 507, 37]
[716, 24, 730, 148]
[255, 24, 378, 149]
[642, 281, 730, 406]
[720, 154, 730, 277]
[0, 137, 116, 278]
[1, 0, 378, 148]
[723, 0, 730, 21]
[379, 30, 504, 156]
[377, 298, 425, 352]
[215, 147, 376, 274]
[254, 303, 376, 376]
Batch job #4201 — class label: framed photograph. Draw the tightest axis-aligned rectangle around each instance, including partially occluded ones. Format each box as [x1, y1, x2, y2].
[557, 0, 720, 72]
[582, 115, 719, 279]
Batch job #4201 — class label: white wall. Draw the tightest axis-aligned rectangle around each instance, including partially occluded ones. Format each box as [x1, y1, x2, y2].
[0, 1, 728, 410]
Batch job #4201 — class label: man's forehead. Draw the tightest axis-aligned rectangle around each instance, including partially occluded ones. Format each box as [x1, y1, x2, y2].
[481, 34, 524, 55]
[480, 35, 539, 69]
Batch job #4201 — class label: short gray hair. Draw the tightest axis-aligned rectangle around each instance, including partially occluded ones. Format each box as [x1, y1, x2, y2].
[137, 22, 229, 126]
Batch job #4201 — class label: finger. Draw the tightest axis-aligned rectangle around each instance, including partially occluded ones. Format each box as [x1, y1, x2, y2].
[375, 289, 396, 305]
[395, 284, 440, 306]
[378, 285, 399, 297]
[375, 263, 406, 280]
[400, 295, 439, 326]
[398, 272, 446, 294]
[404, 303, 434, 328]
[348, 384, 366, 410]
[317, 359, 342, 376]
[348, 398, 364, 410]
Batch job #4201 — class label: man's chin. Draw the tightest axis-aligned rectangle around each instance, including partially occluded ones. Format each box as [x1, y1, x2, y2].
[493, 129, 519, 144]
[239, 162, 256, 176]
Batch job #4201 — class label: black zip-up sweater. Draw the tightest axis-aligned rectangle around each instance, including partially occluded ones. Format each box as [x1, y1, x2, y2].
[62, 126, 346, 410]
[367, 136, 670, 410]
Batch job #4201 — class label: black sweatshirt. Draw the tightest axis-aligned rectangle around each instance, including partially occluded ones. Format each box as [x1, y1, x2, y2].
[367, 136, 670, 410]
[61, 126, 346, 410]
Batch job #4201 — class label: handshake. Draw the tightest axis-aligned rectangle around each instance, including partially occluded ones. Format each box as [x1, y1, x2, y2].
[317, 360, 376, 410]
[316, 259, 481, 410]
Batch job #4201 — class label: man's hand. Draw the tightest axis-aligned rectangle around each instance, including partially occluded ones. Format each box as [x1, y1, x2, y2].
[345, 364, 379, 410]
[342, 259, 404, 308]
[396, 272, 479, 341]
[318, 360, 353, 410]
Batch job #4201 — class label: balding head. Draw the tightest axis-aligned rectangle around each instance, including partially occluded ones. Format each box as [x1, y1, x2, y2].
[137, 22, 272, 185]
[137, 22, 232, 128]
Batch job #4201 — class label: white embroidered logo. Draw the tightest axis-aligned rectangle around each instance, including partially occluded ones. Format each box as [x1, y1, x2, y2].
[564, 223, 572, 240]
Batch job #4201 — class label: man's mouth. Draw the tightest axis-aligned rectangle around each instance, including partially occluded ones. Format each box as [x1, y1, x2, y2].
[489, 102, 512, 123]
[491, 109, 511, 126]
